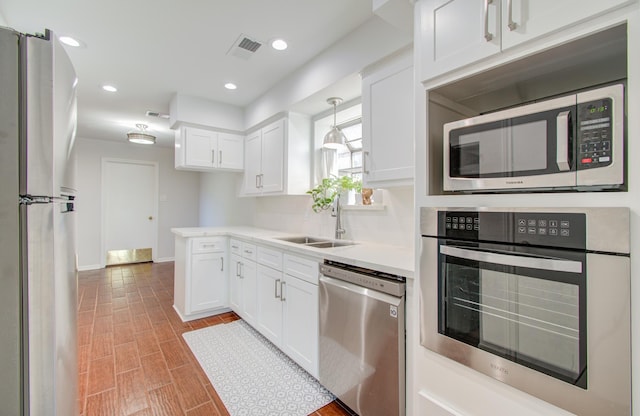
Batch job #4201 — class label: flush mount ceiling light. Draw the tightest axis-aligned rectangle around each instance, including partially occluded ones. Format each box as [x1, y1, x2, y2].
[323, 97, 346, 150]
[59, 36, 81, 47]
[127, 124, 156, 145]
[102, 84, 118, 93]
[224, 82, 237, 90]
[271, 39, 288, 51]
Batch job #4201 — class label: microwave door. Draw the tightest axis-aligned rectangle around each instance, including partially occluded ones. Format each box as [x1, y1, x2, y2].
[443, 94, 578, 192]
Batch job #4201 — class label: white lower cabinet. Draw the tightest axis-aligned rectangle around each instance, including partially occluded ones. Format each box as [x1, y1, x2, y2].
[228, 240, 258, 327]
[173, 236, 228, 321]
[251, 247, 319, 378]
[281, 270, 318, 376]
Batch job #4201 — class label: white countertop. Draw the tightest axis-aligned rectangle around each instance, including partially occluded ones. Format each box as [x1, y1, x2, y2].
[171, 226, 414, 278]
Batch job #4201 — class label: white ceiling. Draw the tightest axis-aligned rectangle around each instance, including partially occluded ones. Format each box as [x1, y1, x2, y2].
[1, 0, 374, 146]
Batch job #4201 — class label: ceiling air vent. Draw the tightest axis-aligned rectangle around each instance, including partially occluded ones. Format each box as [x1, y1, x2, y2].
[227, 34, 263, 60]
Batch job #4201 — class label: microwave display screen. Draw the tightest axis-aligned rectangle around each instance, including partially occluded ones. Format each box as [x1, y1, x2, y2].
[452, 120, 548, 176]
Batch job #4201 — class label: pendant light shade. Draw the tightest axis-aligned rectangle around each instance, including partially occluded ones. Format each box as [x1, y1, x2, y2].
[127, 124, 156, 145]
[323, 97, 346, 149]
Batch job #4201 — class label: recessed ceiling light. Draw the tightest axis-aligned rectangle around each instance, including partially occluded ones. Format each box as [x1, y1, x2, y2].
[102, 85, 118, 93]
[59, 36, 81, 47]
[224, 83, 237, 90]
[271, 39, 288, 51]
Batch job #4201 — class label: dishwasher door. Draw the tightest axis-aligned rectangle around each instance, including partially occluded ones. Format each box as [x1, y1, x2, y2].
[319, 275, 405, 416]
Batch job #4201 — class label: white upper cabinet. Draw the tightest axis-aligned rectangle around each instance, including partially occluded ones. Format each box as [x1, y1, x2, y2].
[418, 0, 633, 83]
[362, 48, 414, 187]
[500, 0, 634, 50]
[175, 126, 243, 172]
[242, 114, 310, 196]
[419, 0, 501, 82]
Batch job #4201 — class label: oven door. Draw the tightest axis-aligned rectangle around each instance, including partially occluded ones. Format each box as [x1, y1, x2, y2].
[436, 241, 586, 387]
[443, 94, 577, 192]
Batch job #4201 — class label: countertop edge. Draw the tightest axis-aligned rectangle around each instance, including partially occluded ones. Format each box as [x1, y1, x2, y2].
[171, 226, 414, 278]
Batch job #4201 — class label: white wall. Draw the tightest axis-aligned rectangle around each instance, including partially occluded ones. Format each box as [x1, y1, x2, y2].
[244, 16, 412, 128]
[76, 138, 200, 269]
[198, 172, 255, 226]
[252, 186, 413, 248]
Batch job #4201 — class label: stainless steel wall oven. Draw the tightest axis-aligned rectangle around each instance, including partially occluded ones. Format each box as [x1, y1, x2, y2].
[420, 207, 630, 415]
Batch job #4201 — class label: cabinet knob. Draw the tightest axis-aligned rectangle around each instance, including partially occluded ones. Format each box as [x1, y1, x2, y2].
[148, 216, 153, 220]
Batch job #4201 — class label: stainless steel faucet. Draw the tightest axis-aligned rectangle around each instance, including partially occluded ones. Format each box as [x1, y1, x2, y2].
[332, 194, 345, 239]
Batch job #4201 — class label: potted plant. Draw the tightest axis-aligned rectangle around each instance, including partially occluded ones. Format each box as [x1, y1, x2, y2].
[307, 175, 362, 213]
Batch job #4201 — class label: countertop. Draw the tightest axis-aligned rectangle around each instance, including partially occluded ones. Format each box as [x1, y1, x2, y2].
[171, 226, 414, 278]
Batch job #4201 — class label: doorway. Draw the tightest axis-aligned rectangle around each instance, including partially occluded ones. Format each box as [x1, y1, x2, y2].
[101, 158, 158, 267]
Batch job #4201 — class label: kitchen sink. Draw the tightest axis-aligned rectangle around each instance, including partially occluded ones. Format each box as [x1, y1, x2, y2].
[276, 236, 328, 244]
[275, 236, 356, 248]
[305, 241, 355, 248]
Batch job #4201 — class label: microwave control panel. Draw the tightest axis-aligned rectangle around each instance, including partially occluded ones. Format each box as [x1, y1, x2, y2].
[576, 97, 613, 170]
[439, 211, 586, 249]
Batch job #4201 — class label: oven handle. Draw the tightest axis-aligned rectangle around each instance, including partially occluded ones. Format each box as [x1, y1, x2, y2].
[440, 245, 582, 273]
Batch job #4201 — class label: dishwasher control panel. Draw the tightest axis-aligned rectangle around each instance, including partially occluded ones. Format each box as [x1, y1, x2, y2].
[320, 261, 405, 297]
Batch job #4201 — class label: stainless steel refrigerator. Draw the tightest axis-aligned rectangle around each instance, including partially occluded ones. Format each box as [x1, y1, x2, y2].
[0, 27, 78, 415]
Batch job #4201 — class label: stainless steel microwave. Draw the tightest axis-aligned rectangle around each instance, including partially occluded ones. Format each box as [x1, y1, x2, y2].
[443, 84, 625, 192]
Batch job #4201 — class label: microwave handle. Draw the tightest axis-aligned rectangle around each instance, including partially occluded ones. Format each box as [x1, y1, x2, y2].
[440, 245, 582, 273]
[556, 110, 571, 171]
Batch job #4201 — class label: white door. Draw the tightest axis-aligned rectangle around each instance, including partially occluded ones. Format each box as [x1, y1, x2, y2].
[500, 0, 633, 50]
[257, 265, 284, 346]
[419, 0, 501, 82]
[218, 132, 244, 170]
[185, 127, 215, 168]
[103, 159, 158, 265]
[260, 119, 285, 193]
[243, 131, 262, 194]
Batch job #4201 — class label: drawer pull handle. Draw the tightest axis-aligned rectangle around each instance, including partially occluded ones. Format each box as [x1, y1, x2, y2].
[275, 279, 281, 299]
[280, 281, 286, 302]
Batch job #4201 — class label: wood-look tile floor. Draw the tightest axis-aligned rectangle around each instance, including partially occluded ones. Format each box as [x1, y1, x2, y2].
[78, 261, 351, 416]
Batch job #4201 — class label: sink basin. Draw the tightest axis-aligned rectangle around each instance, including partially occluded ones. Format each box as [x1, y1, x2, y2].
[305, 241, 356, 249]
[275, 236, 356, 248]
[276, 236, 328, 244]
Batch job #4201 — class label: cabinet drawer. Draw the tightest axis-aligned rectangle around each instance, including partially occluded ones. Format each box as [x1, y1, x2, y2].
[229, 239, 242, 255]
[257, 246, 283, 270]
[191, 237, 225, 254]
[241, 242, 257, 261]
[284, 254, 319, 285]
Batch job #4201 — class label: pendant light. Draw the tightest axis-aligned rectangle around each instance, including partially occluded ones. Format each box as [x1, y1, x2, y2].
[323, 97, 346, 149]
[127, 124, 156, 145]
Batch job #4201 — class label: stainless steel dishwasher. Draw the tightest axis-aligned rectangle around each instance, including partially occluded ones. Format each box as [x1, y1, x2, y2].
[319, 260, 406, 416]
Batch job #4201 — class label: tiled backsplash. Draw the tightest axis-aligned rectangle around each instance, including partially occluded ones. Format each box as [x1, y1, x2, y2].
[253, 186, 414, 248]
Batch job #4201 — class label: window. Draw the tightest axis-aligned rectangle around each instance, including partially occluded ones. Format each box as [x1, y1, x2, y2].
[335, 118, 363, 183]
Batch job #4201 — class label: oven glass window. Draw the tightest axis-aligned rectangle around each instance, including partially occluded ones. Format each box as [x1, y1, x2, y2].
[440, 248, 586, 387]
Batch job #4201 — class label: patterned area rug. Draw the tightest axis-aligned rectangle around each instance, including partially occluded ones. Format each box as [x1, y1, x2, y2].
[183, 320, 334, 416]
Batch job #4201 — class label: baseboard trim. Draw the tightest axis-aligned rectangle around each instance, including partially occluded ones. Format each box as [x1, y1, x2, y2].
[78, 264, 102, 271]
[155, 257, 175, 263]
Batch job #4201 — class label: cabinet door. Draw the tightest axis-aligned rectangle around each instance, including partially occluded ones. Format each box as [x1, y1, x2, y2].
[243, 131, 262, 194]
[419, 0, 501, 82]
[242, 259, 258, 326]
[190, 252, 225, 313]
[184, 127, 216, 168]
[500, 0, 634, 50]
[363, 59, 414, 186]
[229, 254, 243, 313]
[259, 119, 285, 194]
[218, 132, 244, 170]
[257, 265, 284, 346]
[282, 275, 318, 377]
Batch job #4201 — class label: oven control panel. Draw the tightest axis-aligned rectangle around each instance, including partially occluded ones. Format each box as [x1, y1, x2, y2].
[439, 211, 586, 249]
